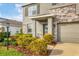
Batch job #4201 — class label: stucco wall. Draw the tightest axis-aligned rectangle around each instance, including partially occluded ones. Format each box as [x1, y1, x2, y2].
[39, 3, 52, 15]
[23, 3, 79, 37]
[2, 25, 21, 35]
[23, 17, 33, 34]
[36, 21, 43, 37]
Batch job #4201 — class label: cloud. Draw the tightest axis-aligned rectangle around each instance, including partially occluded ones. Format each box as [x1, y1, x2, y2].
[14, 4, 23, 21]
[3, 3, 24, 21]
[0, 4, 2, 6]
[0, 4, 23, 21]
[15, 4, 23, 13]
[1, 15, 23, 21]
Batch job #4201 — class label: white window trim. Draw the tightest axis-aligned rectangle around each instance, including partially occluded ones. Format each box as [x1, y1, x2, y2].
[28, 5, 37, 16]
[27, 23, 32, 34]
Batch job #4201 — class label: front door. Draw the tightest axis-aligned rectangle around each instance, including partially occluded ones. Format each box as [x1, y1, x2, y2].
[43, 24, 48, 35]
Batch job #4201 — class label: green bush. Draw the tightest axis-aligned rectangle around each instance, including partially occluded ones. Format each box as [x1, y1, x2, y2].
[3, 38, 17, 46]
[0, 32, 4, 42]
[3, 32, 10, 38]
[16, 34, 36, 47]
[43, 34, 54, 44]
[15, 34, 32, 38]
[3, 38, 9, 46]
[0, 32, 4, 38]
[9, 38, 17, 46]
[0, 32, 10, 42]
[27, 39, 47, 55]
[10, 36, 17, 40]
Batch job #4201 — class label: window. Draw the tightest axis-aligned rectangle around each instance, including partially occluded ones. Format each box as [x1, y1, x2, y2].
[28, 5, 37, 16]
[43, 24, 48, 35]
[52, 3, 57, 5]
[27, 24, 32, 34]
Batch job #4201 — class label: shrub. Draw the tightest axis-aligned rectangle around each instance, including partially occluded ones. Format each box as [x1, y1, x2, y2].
[0, 32, 10, 42]
[10, 36, 17, 40]
[3, 38, 9, 46]
[0, 32, 4, 42]
[3, 32, 10, 38]
[15, 34, 32, 38]
[25, 34, 32, 37]
[3, 37, 17, 46]
[27, 39, 47, 55]
[9, 38, 17, 46]
[16, 34, 36, 47]
[43, 34, 54, 44]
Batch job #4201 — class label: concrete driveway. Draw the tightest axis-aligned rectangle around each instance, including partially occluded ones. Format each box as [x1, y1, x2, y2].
[48, 43, 79, 56]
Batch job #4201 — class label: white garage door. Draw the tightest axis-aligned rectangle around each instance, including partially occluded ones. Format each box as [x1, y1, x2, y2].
[59, 23, 79, 43]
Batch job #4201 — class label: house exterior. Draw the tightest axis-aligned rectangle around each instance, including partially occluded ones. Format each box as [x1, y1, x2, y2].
[0, 18, 22, 35]
[22, 3, 79, 43]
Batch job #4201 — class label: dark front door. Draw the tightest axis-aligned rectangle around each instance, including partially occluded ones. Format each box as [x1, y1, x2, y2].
[43, 24, 48, 35]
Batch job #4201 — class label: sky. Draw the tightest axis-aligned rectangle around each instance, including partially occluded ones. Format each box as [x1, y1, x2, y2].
[0, 3, 23, 21]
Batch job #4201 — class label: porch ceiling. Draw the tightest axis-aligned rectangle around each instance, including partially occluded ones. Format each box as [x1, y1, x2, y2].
[28, 14, 55, 20]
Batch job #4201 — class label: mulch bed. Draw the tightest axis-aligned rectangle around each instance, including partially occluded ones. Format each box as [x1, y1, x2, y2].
[8, 41, 57, 56]
[8, 45, 48, 56]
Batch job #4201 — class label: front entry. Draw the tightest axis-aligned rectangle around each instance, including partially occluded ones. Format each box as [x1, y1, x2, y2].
[43, 24, 48, 35]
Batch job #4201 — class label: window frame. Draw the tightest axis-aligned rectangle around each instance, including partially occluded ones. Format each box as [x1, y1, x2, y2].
[27, 23, 32, 34]
[28, 5, 37, 16]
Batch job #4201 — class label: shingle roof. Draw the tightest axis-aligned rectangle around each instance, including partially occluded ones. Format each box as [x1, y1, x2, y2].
[0, 17, 22, 27]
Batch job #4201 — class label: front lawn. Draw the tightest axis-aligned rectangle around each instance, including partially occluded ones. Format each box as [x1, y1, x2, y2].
[0, 46, 25, 56]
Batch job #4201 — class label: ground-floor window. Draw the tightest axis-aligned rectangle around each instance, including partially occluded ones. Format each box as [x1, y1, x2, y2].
[43, 24, 48, 35]
[27, 24, 32, 34]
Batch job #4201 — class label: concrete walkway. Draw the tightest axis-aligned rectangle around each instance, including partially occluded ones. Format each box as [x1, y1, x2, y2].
[48, 43, 79, 56]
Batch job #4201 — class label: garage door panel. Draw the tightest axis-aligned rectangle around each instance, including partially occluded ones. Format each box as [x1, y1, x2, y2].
[59, 23, 79, 43]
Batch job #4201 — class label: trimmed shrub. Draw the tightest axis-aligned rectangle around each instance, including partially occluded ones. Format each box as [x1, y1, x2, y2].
[27, 39, 47, 55]
[15, 34, 32, 38]
[16, 34, 36, 47]
[43, 34, 54, 44]
[10, 36, 17, 40]
[25, 34, 32, 37]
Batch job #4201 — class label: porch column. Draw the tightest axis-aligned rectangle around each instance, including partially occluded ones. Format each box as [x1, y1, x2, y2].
[32, 20, 36, 37]
[48, 17, 53, 34]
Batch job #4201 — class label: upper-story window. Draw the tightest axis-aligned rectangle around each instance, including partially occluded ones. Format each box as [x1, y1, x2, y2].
[28, 5, 37, 16]
[52, 3, 57, 5]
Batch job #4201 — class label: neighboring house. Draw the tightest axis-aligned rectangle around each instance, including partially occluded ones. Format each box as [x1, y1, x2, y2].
[0, 18, 22, 35]
[22, 3, 79, 43]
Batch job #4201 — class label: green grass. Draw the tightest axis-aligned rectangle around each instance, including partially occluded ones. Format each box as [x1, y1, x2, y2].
[0, 46, 25, 56]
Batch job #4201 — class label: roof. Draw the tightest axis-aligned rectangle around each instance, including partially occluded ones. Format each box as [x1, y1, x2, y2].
[0, 17, 22, 27]
[22, 3, 37, 7]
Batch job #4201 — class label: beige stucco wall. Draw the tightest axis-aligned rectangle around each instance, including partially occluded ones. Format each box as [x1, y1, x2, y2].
[23, 3, 79, 38]
[36, 21, 43, 37]
[23, 17, 43, 37]
[23, 17, 33, 33]
[39, 3, 52, 14]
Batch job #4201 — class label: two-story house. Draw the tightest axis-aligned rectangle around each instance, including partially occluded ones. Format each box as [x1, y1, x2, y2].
[0, 18, 22, 35]
[22, 3, 79, 43]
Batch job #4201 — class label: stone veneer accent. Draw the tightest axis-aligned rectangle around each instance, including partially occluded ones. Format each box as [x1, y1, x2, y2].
[49, 4, 79, 23]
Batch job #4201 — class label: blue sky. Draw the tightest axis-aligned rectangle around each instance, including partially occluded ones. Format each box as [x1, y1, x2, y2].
[0, 3, 23, 21]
